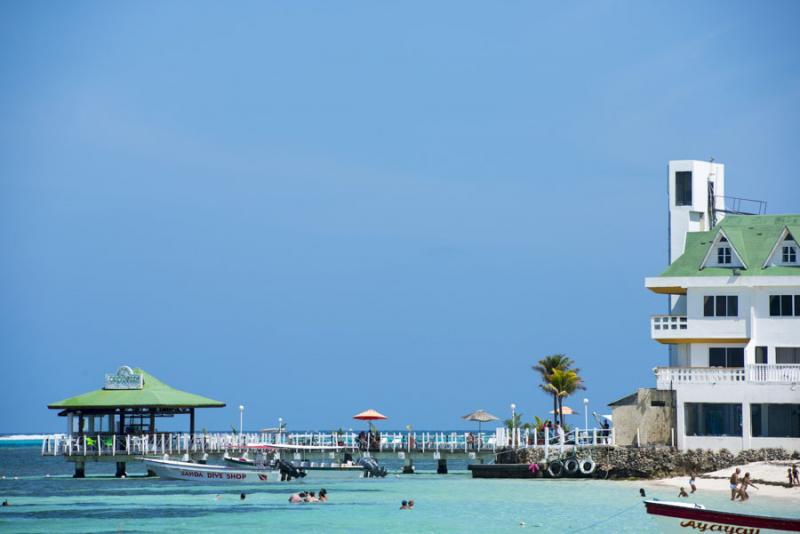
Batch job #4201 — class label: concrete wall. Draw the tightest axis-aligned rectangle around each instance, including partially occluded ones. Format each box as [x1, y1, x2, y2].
[610, 388, 676, 447]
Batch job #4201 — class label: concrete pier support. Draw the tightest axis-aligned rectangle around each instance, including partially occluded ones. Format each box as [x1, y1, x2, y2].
[115, 462, 127, 478]
[402, 458, 415, 474]
[437, 458, 448, 474]
[73, 461, 85, 478]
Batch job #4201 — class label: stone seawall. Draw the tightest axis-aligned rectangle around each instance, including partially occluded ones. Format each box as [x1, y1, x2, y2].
[498, 447, 798, 479]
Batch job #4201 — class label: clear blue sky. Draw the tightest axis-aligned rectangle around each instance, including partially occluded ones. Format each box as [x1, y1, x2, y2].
[2, 1, 799, 433]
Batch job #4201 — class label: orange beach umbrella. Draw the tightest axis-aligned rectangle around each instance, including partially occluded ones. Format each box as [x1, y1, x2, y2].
[353, 409, 388, 421]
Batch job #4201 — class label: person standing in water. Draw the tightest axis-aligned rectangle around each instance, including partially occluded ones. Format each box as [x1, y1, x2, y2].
[729, 467, 741, 500]
[737, 473, 758, 501]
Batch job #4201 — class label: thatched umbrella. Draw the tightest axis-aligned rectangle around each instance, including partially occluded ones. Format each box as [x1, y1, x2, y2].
[462, 409, 499, 434]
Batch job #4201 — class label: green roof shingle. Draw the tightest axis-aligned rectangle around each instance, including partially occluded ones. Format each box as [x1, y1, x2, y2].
[660, 214, 800, 277]
[48, 369, 226, 410]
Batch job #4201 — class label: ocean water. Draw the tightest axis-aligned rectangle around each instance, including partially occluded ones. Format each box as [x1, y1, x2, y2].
[1, 446, 798, 533]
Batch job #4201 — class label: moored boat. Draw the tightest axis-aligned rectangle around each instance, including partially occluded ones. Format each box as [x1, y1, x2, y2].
[644, 499, 800, 533]
[223, 453, 369, 478]
[143, 458, 279, 483]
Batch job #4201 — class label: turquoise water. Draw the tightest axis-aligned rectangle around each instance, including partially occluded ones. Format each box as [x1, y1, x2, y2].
[1, 446, 797, 533]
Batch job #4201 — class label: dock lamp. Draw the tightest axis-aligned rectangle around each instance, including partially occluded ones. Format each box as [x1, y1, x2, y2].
[510, 403, 516, 446]
[239, 405, 245, 437]
[583, 398, 589, 430]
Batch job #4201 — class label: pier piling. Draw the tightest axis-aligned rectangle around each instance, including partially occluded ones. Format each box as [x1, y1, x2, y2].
[115, 462, 127, 478]
[402, 458, 415, 474]
[437, 458, 448, 474]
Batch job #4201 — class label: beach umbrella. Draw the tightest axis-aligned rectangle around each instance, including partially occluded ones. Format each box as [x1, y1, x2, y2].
[462, 409, 499, 433]
[353, 409, 388, 421]
[353, 409, 387, 449]
[549, 406, 578, 415]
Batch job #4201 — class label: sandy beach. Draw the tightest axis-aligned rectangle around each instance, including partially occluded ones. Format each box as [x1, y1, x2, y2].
[652, 461, 800, 500]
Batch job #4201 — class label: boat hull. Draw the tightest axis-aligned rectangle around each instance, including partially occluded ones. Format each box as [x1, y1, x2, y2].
[144, 459, 279, 483]
[645, 500, 800, 533]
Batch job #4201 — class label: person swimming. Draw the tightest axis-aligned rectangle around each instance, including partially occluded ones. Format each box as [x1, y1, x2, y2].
[289, 492, 306, 503]
[318, 489, 328, 502]
[678, 488, 689, 498]
[400, 500, 408, 510]
[407, 499, 414, 510]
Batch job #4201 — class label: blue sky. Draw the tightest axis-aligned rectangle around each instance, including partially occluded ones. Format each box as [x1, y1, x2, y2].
[1, 1, 799, 433]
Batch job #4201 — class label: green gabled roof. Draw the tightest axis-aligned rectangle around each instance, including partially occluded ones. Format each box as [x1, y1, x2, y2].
[660, 214, 800, 277]
[48, 369, 226, 410]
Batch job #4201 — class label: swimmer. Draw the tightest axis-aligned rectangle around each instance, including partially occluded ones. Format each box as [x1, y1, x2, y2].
[289, 492, 306, 504]
[305, 491, 318, 503]
[639, 488, 646, 498]
[2, 499, 10, 507]
[400, 500, 408, 510]
[318, 489, 328, 502]
[678, 487, 689, 498]
[240, 493, 246, 501]
[407, 499, 414, 510]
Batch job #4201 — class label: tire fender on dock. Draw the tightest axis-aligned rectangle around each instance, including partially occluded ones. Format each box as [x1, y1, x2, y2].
[547, 460, 564, 478]
[579, 459, 596, 475]
[564, 458, 580, 476]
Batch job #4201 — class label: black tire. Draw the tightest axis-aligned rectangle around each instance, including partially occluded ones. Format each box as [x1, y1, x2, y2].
[564, 458, 580, 475]
[547, 460, 564, 478]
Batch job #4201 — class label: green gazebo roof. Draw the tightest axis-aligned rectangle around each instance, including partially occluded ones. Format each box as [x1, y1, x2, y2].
[48, 369, 226, 410]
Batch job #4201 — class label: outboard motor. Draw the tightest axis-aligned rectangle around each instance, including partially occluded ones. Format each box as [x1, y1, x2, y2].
[275, 459, 307, 481]
[357, 457, 388, 478]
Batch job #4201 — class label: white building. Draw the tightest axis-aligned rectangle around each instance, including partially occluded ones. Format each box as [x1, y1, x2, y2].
[643, 160, 800, 452]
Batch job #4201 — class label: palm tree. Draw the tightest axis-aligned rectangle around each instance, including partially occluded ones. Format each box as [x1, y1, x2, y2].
[545, 368, 585, 426]
[533, 354, 577, 422]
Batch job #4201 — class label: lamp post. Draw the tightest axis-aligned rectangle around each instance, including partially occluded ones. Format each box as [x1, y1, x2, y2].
[239, 405, 245, 440]
[583, 398, 589, 431]
[510, 403, 516, 447]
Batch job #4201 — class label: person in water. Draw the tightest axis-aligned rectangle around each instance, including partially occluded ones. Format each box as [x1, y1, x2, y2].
[2, 499, 10, 507]
[240, 493, 246, 501]
[678, 488, 689, 498]
[305, 491, 318, 503]
[289, 492, 306, 504]
[318, 489, 328, 502]
[737, 473, 758, 501]
[729, 467, 741, 500]
[407, 499, 414, 510]
[400, 500, 408, 510]
[689, 472, 697, 494]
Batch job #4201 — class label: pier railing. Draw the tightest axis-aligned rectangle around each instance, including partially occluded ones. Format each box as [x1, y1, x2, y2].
[41, 427, 615, 458]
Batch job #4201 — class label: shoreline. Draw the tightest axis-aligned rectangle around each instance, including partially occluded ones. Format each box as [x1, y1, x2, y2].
[647, 461, 800, 501]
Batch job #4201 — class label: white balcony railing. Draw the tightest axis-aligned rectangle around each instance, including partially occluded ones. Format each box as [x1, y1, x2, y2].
[655, 364, 800, 388]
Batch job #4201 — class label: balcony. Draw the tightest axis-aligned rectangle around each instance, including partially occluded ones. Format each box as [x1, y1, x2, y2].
[650, 314, 749, 344]
[655, 364, 800, 389]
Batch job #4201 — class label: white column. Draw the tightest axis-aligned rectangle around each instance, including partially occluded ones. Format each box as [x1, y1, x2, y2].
[741, 402, 751, 451]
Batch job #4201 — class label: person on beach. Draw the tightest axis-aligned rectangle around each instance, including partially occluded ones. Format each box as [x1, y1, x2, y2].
[789, 468, 794, 487]
[736, 473, 758, 501]
[689, 472, 697, 494]
[792, 464, 799, 486]
[318, 489, 328, 502]
[678, 488, 689, 498]
[729, 467, 741, 500]
[400, 500, 409, 510]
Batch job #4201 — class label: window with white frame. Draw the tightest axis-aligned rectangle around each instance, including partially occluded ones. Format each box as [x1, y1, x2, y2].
[717, 246, 732, 264]
[782, 245, 797, 263]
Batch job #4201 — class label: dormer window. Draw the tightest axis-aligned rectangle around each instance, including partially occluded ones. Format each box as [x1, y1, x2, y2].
[783, 245, 797, 264]
[718, 246, 732, 264]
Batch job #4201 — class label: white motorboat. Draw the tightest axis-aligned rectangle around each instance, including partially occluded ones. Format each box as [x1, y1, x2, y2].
[644, 499, 800, 533]
[143, 458, 280, 483]
[224, 454, 368, 478]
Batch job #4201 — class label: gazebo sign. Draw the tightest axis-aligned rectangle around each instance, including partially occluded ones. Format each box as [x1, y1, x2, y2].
[104, 366, 143, 390]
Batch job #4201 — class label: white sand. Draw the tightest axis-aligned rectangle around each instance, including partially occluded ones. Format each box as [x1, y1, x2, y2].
[652, 461, 800, 499]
